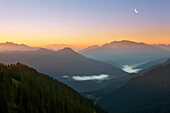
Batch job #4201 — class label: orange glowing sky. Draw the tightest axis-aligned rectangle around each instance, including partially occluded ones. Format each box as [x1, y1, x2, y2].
[0, 0, 170, 49]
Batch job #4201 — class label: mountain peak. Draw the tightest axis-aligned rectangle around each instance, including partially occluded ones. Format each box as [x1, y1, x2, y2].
[5, 42, 15, 45]
[102, 40, 149, 48]
[113, 40, 140, 43]
[2, 42, 28, 47]
[58, 47, 75, 52]
[109, 40, 144, 45]
[57, 47, 79, 55]
[63, 47, 74, 51]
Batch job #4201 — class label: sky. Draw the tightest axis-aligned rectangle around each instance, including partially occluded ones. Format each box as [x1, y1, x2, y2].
[0, 0, 170, 48]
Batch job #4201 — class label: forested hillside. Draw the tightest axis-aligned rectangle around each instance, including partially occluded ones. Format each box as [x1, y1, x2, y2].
[0, 63, 106, 113]
[99, 64, 170, 113]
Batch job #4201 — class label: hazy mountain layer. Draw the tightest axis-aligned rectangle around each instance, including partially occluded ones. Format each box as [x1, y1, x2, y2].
[0, 42, 38, 51]
[154, 44, 170, 51]
[81, 40, 170, 65]
[0, 47, 126, 92]
[0, 48, 125, 78]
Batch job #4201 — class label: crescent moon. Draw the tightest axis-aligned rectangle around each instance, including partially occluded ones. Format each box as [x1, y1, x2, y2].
[134, 8, 139, 14]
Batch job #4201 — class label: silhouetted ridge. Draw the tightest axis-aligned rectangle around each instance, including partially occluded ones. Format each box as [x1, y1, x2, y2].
[57, 47, 79, 55]
[1, 42, 30, 48]
[0, 42, 38, 51]
[102, 40, 153, 48]
[81, 40, 170, 65]
[0, 47, 126, 92]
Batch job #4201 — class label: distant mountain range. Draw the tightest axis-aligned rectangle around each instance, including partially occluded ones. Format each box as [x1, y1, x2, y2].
[98, 60, 170, 113]
[1, 41, 170, 66]
[80, 40, 170, 65]
[0, 47, 126, 92]
[1, 41, 170, 113]
[153, 44, 170, 51]
[0, 42, 74, 52]
[0, 42, 39, 51]
[0, 42, 80, 51]
[0, 47, 125, 77]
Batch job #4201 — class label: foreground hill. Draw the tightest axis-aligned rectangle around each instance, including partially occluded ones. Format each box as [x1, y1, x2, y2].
[81, 40, 170, 65]
[99, 63, 170, 113]
[0, 63, 107, 113]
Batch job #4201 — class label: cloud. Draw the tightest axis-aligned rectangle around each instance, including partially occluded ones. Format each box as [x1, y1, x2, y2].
[72, 74, 109, 81]
[122, 65, 141, 73]
[63, 75, 69, 78]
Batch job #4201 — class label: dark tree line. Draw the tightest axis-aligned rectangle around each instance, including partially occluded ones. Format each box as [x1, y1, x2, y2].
[0, 63, 107, 113]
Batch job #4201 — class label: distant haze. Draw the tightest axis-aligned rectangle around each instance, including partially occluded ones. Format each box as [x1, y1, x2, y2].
[81, 40, 170, 65]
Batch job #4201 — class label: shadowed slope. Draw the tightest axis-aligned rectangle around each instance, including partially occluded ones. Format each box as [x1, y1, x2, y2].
[99, 63, 170, 113]
[0, 63, 107, 113]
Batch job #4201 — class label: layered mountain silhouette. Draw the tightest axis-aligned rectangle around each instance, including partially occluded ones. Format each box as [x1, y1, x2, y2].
[154, 44, 170, 51]
[134, 58, 168, 70]
[80, 40, 170, 65]
[85, 59, 170, 100]
[136, 58, 169, 76]
[98, 61, 170, 113]
[0, 47, 126, 81]
[0, 47, 125, 77]
[79, 45, 100, 53]
[0, 42, 38, 51]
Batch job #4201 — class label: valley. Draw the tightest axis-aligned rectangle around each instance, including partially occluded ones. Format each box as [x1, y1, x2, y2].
[0, 41, 170, 113]
[1, 0, 170, 112]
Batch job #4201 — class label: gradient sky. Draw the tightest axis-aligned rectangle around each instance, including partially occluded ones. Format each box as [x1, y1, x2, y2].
[0, 0, 170, 48]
